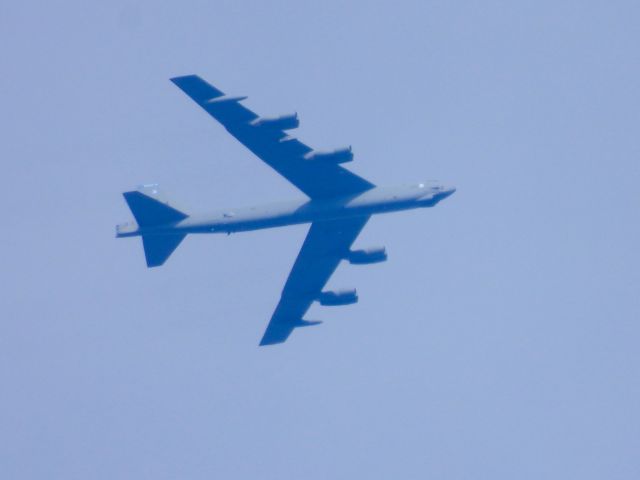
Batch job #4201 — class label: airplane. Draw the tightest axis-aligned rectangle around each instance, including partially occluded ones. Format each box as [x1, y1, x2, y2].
[116, 75, 456, 346]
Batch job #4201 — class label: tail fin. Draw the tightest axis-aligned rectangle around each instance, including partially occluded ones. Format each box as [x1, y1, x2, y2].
[120, 185, 189, 268]
[122, 184, 188, 227]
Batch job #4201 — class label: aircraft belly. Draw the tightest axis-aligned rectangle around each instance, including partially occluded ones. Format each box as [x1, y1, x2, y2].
[223, 200, 407, 233]
[175, 187, 423, 235]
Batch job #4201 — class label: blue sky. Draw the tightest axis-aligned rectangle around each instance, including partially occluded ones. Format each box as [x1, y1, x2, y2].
[1, 1, 639, 478]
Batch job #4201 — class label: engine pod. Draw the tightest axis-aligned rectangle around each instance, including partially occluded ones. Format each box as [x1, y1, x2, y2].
[250, 113, 299, 130]
[348, 247, 387, 265]
[304, 147, 353, 164]
[318, 288, 358, 306]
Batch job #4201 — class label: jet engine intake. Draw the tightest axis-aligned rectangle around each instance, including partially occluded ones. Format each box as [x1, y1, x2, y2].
[250, 113, 299, 130]
[318, 288, 358, 306]
[348, 247, 387, 265]
[304, 146, 353, 164]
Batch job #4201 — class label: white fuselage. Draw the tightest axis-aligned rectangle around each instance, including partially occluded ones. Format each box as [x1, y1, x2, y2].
[118, 183, 455, 238]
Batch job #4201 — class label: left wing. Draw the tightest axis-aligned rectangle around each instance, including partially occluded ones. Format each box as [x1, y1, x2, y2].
[170, 75, 375, 199]
[260, 216, 370, 346]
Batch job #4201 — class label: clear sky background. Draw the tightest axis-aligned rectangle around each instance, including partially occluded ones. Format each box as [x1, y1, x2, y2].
[1, 1, 639, 478]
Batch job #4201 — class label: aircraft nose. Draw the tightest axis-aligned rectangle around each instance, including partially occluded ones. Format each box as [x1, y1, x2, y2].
[418, 184, 456, 204]
[437, 186, 456, 200]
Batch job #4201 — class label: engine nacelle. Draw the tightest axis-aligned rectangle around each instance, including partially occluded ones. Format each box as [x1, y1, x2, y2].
[304, 146, 353, 164]
[318, 288, 358, 306]
[348, 247, 387, 265]
[250, 113, 299, 130]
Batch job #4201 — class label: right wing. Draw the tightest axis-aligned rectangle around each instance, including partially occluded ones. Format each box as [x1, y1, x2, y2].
[171, 75, 375, 199]
[259, 215, 370, 346]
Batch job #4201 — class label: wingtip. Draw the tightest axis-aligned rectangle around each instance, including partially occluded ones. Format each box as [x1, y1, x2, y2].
[169, 74, 198, 84]
[258, 319, 323, 346]
[169, 75, 225, 102]
[259, 338, 285, 347]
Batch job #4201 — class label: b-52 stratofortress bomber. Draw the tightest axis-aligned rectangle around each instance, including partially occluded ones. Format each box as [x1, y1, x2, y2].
[117, 75, 455, 345]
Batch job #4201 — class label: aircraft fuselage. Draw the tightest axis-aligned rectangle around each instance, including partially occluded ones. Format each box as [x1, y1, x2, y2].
[117, 182, 455, 238]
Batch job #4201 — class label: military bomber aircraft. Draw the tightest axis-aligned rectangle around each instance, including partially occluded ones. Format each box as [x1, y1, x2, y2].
[117, 75, 455, 345]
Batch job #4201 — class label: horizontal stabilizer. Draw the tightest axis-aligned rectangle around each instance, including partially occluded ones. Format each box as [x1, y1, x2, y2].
[122, 185, 188, 227]
[142, 234, 186, 268]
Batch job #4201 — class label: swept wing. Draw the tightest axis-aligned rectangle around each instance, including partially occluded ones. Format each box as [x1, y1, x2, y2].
[171, 75, 375, 199]
[260, 216, 370, 345]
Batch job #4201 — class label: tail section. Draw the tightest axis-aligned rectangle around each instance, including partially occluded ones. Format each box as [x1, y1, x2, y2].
[142, 234, 186, 268]
[122, 184, 188, 227]
[118, 185, 189, 268]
